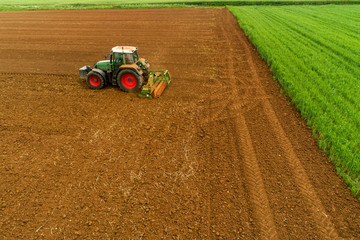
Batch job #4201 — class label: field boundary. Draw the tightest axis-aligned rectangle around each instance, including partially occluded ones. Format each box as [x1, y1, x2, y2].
[176, 0, 360, 5]
[1, 0, 360, 11]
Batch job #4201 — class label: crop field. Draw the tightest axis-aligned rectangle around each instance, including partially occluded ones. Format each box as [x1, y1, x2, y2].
[229, 5, 360, 197]
[1, 7, 360, 239]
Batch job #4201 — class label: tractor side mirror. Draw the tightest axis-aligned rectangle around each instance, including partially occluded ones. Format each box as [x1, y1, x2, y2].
[105, 53, 110, 59]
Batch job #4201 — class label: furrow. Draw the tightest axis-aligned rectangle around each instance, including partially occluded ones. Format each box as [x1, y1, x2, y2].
[262, 100, 339, 239]
[219, 9, 279, 239]
[234, 113, 279, 240]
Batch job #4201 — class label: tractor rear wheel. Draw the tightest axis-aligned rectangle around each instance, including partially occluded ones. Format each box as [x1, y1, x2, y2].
[117, 69, 144, 92]
[86, 71, 106, 90]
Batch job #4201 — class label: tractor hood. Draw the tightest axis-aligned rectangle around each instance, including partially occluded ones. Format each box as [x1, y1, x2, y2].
[136, 58, 150, 70]
[94, 60, 111, 72]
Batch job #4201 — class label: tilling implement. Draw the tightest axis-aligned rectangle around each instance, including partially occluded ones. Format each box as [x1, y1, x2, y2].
[79, 46, 171, 98]
[138, 70, 171, 98]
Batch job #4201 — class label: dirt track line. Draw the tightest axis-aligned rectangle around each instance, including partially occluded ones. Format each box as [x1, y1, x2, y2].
[219, 10, 279, 239]
[234, 113, 279, 239]
[224, 9, 340, 239]
[262, 100, 340, 239]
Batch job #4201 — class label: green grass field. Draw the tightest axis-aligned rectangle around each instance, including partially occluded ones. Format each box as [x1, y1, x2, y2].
[228, 5, 360, 197]
[0, 0, 183, 10]
[0, 0, 207, 11]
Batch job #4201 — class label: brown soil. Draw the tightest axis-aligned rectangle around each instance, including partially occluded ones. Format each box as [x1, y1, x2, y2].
[0, 8, 359, 239]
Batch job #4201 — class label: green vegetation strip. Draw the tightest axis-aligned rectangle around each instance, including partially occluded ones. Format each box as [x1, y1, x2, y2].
[1, 0, 360, 11]
[0, 4, 189, 11]
[228, 5, 360, 198]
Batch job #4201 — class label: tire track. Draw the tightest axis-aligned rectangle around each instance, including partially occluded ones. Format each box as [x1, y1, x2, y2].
[216, 9, 279, 239]
[233, 113, 279, 239]
[262, 100, 339, 239]
[223, 9, 339, 239]
[204, 11, 252, 238]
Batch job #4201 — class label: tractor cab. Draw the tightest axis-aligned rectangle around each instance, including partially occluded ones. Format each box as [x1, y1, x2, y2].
[94, 46, 141, 72]
[109, 46, 141, 75]
[110, 46, 139, 68]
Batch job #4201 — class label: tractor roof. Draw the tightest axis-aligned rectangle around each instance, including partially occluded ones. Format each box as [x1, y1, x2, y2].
[111, 46, 137, 54]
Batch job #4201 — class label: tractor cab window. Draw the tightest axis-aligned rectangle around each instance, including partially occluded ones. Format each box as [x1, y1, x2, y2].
[124, 53, 136, 64]
[133, 51, 139, 62]
[113, 52, 122, 64]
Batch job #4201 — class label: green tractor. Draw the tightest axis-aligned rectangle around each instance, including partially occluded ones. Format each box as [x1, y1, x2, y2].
[79, 46, 171, 98]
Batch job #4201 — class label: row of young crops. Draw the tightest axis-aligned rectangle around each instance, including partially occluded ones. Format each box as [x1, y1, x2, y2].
[228, 5, 360, 197]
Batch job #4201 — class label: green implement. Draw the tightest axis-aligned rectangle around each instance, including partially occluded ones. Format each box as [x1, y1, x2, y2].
[138, 70, 172, 98]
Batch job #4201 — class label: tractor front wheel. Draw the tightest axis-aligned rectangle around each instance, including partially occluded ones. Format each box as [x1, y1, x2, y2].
[117, 69, 144, 93]
[86, 71, 106, 90]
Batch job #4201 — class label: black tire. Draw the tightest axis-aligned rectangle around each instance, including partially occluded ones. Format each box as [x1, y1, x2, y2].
[117, 69, 144, 93]
[86, 71, 106, 90]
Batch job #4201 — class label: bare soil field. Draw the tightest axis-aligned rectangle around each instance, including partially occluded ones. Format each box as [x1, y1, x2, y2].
[1, 8, 360, 239]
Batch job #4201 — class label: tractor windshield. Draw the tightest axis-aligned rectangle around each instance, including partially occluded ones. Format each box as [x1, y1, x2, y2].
[124, 51, 139, 64]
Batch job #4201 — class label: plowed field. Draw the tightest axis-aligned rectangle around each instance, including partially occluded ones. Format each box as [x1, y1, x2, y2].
[1, 8, 359, 239]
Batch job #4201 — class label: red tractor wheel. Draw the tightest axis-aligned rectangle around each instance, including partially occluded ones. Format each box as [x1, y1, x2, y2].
[117, 69, 144, 92]
[86, 71, 106, 90]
